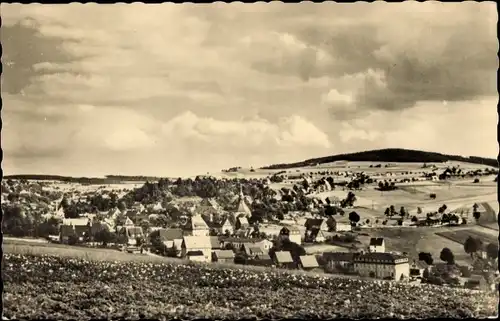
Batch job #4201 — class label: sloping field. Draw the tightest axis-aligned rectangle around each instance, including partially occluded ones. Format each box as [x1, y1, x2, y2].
[4, 249, 497, 319]
[356, 227, 476, 266]
[435, 229, 498, 246]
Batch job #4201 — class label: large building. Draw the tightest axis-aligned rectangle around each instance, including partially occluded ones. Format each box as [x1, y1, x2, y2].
[353, 252, 410, 281]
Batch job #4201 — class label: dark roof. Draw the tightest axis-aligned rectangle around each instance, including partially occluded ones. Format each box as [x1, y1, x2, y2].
[158, 228, 184, 241]
[186, 250, 204, 256]
[353, 252, 407, 264]
[323, 252, 355, 262]
[369, 238, 384, 246]
[209, 236, 222, 248]
[244, 245, 265, 256]
[305, 218, 324, 230]
[74, 225, 89, 236]
[60, 225, 75, 237]
[212, 250, 235, 259]
[254, 254, 272, 261]
[220, 236, 266, 244]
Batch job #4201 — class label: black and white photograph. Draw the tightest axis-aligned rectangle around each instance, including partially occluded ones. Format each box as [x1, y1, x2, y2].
[1, 2, 498, 319]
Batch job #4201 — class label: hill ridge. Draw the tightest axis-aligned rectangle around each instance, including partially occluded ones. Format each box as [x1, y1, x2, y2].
[260, 148, 498, 170]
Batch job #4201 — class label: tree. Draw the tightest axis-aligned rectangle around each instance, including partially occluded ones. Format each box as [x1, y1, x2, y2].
[464, 236, 480, 258]
[411, 216, 418, 223]
[389, 205, 396, 216]
[384, 208, 390, 217]
[397, 219, 403, 226]
[399, 207, 406, 217]
[348, 211, 360, 225]
[473, 211, 481, 221]
[486, 243, 499, 260]
[418, 252, 434, 265]
[440, 248, 455, 265]
[117, 201, 126, 212]
[417, 207, 422, 215]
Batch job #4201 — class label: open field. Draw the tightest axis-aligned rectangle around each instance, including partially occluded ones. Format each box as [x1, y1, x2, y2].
[4, 250, 497, 319]
[355, 227, 485, 266]
[436, 229, 498, 246]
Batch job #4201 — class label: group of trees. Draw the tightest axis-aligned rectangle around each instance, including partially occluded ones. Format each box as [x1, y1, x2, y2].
[340, 192, 357, 208]
[377, 181, 397, 191]
[384, 205, 408, 218]
[464, 236, 498, 260]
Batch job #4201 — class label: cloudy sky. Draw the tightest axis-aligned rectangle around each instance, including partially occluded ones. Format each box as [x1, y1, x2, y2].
[2, 2, 498, 177]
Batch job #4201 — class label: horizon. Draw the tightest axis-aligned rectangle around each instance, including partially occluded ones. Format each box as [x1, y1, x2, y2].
[2, 3, 498, 178]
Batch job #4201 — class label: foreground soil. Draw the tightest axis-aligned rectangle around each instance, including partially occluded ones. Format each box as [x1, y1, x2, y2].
[3, 253, 498, 319]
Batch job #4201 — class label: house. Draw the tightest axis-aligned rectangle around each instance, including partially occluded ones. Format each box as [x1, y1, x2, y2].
[274, 251, 295, 269]
[186, 250, 208, 262]
[323, 252, 355, 272]
[353, 252, 410, 281]
[250, 253, 274, 267]
[369, 238, 385, 253]
[235, 216, 250, 230]
[335, 222, 352, 232]
[306, 228, 326, 243]
[184, 214, 210, 237]
[304, 218, 328, 232]
[299, 255, 320, 271]
[59, 225, 76, 243]
[154, 228, 183, 243]
[181, 236, 212, 261]
[409, 260, 429, 278]
[164, 238, 183, 256]
[209, 236, 222, 250]
[220, 237, 273, 252]
[465, 274, 496, 291]
[279, 226, 302, 245]
[243, 244, 265, 258]
[212, 250, 235, 263]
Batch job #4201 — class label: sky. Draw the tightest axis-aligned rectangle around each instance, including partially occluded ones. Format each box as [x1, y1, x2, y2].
[1, 2, 498, 177]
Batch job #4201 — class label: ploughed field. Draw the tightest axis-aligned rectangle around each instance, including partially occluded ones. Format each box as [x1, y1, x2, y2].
[436, 229, 498, 246]
[3, 253, 497, 319]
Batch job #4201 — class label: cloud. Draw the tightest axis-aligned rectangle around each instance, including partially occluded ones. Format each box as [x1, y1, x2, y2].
[1, 3, 497, 176]
[161, 112, 331, 151]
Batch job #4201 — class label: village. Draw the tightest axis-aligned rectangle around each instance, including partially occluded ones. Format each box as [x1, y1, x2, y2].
[3, 161, 499, 292]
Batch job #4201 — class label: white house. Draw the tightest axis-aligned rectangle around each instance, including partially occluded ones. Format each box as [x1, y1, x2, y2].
[181, 236, 212, 261]
[369, 238, 385, 253]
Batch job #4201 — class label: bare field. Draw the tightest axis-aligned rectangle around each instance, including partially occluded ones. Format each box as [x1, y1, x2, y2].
[436, 229, 498, 246]
[356, 227, 475, 266]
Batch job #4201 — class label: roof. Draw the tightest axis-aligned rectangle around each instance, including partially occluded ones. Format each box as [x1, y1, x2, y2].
[238, 216, 249, 226]
[186, 250, 204, 256]
[275, 251, 294, 263]
[300, 255, 319, 268]
[354, 252, 408, 264]
[60, 225, 75, 236]
[412, 260, 429, 270]
[369, 238, 384, 246]
[255, 254, 272, 261]
[213, 250, 235, 259]
[235, 197, 251, 215]
[209, 236, 222, 248]
[304, 218, 325, 229]
[323, 252, 355, 262]
[190, 214, 210, 230]
[220, 237, 267, 244]
[157, 228, 184, 241]
[183, 236, 212, 249]
[244, 245, 265, 256]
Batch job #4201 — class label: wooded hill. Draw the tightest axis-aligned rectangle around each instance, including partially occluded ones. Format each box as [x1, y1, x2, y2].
[261, 148, 498, 170]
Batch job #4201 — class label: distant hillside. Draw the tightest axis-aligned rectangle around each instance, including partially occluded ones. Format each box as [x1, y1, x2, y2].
[2, 174, 164, 184]
[261, 148, 499, 170]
